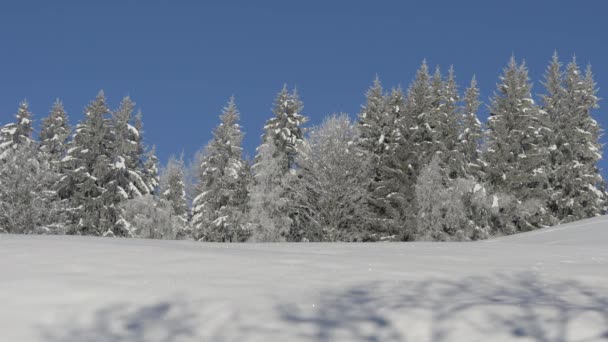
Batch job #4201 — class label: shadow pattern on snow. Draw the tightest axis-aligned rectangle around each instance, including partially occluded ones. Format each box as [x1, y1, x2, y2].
[277, 273, 608, 342]
[40, 273, 608, 341]
[40, 300, 197, 342]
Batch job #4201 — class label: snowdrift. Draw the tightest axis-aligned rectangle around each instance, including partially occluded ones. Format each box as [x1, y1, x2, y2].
[0, 217, 607, 341]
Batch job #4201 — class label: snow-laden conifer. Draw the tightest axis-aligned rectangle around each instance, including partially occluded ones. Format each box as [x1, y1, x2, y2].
[458, 76, 483, 180]
[544, 55, 605, 221]
[60, 91, 124, 236]
[0, 101, 33, 159]
[191, 97, 249, 242]
[39, 99, 71, 167]
[248, 86, 308, 241]
[160, 154, 189, 229]
[484, 57, 554, 232]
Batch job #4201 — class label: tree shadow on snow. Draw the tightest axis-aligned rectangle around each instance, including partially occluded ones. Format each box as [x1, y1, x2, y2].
[40, 300, 198, 342]
[39, 273, 608, 341]
[277, 273, 608, 342]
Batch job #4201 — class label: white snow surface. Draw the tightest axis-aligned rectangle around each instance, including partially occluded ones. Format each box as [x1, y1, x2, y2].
[1, 216, 608, 341]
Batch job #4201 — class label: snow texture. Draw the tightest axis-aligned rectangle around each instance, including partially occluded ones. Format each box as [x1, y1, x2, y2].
[1, 216, 608, 341]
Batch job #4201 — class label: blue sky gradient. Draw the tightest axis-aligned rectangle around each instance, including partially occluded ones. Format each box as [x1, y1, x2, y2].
[1, 0, 606, 172]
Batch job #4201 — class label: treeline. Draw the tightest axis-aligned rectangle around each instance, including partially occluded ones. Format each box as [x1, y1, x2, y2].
[0, 54, 604, 241]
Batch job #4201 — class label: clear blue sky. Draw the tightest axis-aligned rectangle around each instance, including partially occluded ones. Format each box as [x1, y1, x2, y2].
[1, 1, 607, 172]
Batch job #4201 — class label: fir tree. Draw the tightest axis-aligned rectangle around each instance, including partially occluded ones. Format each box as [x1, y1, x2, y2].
[439, 66, 463, 179]
[484, 57, 553, 232]
[0, 101, 33, 160]
[355, 77, 402, 237]
[406, 61, 436, 172]
[142, 145, 160, 194]
[458, 76, 483, 180]
[262, 85, 307, 172]
[545, 55, 605, 221]
[0, 144, 64, 234]
[60, 91, 123, 236]
[39, 99, 71, 167]
[248, 133, 292, 242]
[160, 154, 189, 229]
[191, 97, 249, 242]
[249, 86, 308, 241]
[111, 97, 150, 199]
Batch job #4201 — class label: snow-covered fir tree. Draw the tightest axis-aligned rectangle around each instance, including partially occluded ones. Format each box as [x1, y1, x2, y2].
[160, 154, 189, 232]
[0, 101, 33, 160]
[60, 91, 128, 236]
[0, 103, 66, 234]
[484, 57, 554, 233]
[142, 145, 160, 194]
[111, 97, 150, 199]
[247, 133, 292, 242]
[458, 76, 483, 180]
[0, 144, 64, 234]
[438, 66, 463, 179]
[355, 77, 403, 238]
[248, 86, 308, 241]
[406, 61, 436, 173]
[134, 112, 160, 194]
[297, 114, 372, 241]
[39, 99, 71, 167]
[543, 55, 605, 222]
[191, 97, 249, 242]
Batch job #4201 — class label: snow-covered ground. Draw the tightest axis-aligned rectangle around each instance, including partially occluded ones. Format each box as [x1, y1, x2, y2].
[1, 217, 607, 342]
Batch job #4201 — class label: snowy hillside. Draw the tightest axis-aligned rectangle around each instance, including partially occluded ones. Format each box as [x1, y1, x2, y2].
[1, 217, 607, 342]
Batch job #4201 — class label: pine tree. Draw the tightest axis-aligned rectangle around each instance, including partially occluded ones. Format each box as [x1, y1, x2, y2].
[142, 145, 160, 194]
[355, 77, 404, 238]
[248, 133, 292, 242]
[544, 55, 605, 221]
[406, 61, 436, 172]
[0, 103, 64, 234]
[160, 154, 189, 229]
[458, 76, 483, 180]
[262, 85, 307, 172]
[249, 86, 308, 241]
[111, 97, 150, 199]
[191, 97, 249, 242]
[133, 112, 159, 194]
[39, 99, 71, 167]
[0, 144, 64, 234]
[439, 66, 463, 179]
[484, 57, 553, 232]
[377, 87, 417, 240]
[60, 91, 123, 236]
[0, 101, 33, 160]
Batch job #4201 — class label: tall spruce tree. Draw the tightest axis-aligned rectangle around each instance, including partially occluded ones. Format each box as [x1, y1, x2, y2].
[406, 61, 436, 173]
[60, 91, 125, 236]
[458, 76, 483, 180]
[0, 102, 62, 233]
[160, 154, 189, 228]
[248, 86, 307, 241]
[484, 57, 553, 232]
[248, 133, 292, 241]
[111, 97, 150, 199]
[142, 145, 160, 194]
[39, 99, 71, 167]
[191, 97, 249, 242]
[0, 101, 33, 160]
[439, 66, 463, 179]
[356, 77, 405, 238]
[544, 55, 605, 221]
